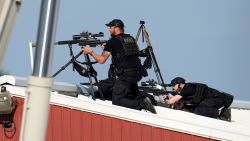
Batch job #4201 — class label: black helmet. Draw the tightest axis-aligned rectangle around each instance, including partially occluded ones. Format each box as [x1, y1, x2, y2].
[105, 19, 124, 29]
[167, 77, 185, 87]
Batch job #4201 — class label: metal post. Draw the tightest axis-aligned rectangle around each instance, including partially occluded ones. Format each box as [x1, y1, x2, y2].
[0, 0, 22, 65]
[20, 0, 60, 141]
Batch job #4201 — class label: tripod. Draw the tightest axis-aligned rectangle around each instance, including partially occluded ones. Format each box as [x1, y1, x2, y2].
[135, 21, 166, 90]
[51, 44, 105, 100]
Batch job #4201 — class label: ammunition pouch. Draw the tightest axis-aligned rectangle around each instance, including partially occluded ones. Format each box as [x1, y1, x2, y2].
[108, 64, 117, 79]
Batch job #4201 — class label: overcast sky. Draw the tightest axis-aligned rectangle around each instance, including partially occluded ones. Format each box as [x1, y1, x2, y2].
[2, 0, 250, 100]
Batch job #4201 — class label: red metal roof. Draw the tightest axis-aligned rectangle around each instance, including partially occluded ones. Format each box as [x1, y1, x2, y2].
[0, 97, 216, 141]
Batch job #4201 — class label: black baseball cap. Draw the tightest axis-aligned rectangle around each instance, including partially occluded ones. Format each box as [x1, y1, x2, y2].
[105, 19, 124, 29]
[167, 77, 185, 87]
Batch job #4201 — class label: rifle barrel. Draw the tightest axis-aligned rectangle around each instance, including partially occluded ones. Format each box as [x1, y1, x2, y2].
[56, 39, 107, 46]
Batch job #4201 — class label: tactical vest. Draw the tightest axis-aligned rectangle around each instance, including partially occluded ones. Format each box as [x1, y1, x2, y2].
[185, 83, 208, 104]
[115, 34, 140, 57]
[184, 83, 234, 108]
[112, 34, 142, 75]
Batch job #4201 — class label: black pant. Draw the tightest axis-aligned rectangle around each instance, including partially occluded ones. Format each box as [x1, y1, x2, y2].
[194, 97, 224, 118]
[112, 73, 142, 109]
[99, 71, 143, 110]
[98, 78, 115, 100]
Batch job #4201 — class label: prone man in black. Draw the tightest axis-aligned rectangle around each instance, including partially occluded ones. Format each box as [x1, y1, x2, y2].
[82, 19, 156, 114]
[165, 77, 233, 121]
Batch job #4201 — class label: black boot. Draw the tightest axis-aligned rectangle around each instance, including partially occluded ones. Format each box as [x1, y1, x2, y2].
[142, 97, 157, 114]
[219, 108, 231, 122]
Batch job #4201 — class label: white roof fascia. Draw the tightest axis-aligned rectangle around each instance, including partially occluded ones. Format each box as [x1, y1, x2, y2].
[0, 75, 77, 92]
[3, 84, 250, 141]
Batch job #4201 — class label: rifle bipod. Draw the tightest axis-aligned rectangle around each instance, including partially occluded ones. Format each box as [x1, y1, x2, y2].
[51, 45, 105, 100]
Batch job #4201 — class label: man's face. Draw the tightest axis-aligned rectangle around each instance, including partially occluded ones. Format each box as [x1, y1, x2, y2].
[172, 83, 181, 94]
[109, 26, 116, 36]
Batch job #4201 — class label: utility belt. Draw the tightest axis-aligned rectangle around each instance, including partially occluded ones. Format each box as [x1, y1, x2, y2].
[116, 68, 146, 77]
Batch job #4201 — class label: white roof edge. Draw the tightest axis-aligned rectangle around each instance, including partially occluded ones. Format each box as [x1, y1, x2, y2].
[1, 75, 250, 109]
[0, 75, 77, 92]
[231, 100, 250, 109]
[3, 84, 250, 141]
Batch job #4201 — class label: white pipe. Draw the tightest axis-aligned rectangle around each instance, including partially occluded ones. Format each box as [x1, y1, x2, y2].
[20, 0, 60, 140]
[19, 76, 52, 141]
